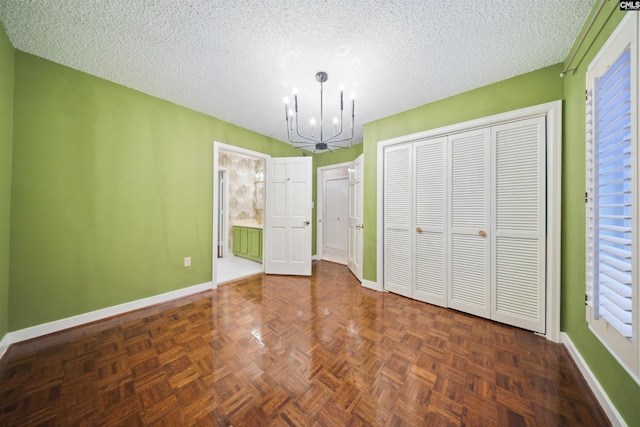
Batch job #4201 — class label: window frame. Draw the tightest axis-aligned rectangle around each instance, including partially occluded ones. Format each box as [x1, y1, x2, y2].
[586, 13, 639, 382]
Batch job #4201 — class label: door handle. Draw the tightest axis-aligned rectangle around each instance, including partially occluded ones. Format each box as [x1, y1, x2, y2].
[478, 230, 486, 237]
[416, 227, 422, 233]
[303, 220, 310, 225]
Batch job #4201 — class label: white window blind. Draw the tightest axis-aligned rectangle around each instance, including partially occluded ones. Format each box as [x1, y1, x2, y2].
[587, 47, 633, 340]
[585, 13, 638, 379]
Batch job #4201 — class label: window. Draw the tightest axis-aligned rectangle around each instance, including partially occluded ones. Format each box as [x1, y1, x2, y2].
[586, 13, 639, 379]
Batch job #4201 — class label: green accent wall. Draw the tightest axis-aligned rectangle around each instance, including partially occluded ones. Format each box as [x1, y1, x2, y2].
[560, 4, 639, 426]
[10, 52, 299, 330]
[0, 25, 14, 340]
[361, 63, 564, 282]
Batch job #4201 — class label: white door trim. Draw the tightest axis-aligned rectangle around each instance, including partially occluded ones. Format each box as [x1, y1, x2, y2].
[316, 162, 351, 261]
[217, 168, 229, 258]
[212, 142, 270, 287]
[376, 100, 562, 342]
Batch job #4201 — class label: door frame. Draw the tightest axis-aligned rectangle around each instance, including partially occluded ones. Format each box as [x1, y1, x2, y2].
[376, 100, 562, 342]
[316, 162, 351, 261]
[217, 168, 229, 258]
[212, 141, 270, 287]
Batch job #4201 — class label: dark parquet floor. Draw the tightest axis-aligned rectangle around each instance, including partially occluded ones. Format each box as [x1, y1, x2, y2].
[0, 261, 609, 426]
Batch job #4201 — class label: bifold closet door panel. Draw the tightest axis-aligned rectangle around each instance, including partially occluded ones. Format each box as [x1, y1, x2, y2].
[491, 117, 546, 333]
[383, 144, 413, 298]
[414, 138, 448, 307]
[448, 128, 491, 319]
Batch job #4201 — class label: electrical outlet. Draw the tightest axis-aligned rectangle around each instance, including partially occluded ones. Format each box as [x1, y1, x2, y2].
[184, 257, 191, 267]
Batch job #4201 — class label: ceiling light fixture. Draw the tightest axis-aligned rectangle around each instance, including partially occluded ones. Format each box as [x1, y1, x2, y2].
[284, 71, 355, 152]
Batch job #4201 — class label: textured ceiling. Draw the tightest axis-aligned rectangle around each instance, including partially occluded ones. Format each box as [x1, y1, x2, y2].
[0, 0, 595, 149]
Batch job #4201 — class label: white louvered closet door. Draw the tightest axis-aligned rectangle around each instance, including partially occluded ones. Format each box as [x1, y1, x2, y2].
[448, 129, 491, 319]
[414, 137, 448, 307]
[384, 144, 413, 297]
[491, 117, 546, 333]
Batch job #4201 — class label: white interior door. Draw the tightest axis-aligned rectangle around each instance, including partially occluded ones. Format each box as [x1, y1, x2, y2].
[448, 128, 491, 318]
[348, 154, 364, 281]
[383, 145, 413, 297]
[264, 157, 312, 276]
[414, 137, 448, 307]
[491, 117, 546, 333]
[325, 178, 348, 251]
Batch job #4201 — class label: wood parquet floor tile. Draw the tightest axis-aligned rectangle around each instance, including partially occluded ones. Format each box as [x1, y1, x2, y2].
[0, 261, 610, 426]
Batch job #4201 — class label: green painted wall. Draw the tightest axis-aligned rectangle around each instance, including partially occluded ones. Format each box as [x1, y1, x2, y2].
[361, 63, 564, 281]
[561, 5, 639, 425]
[0, 25, 14, 340]
[10, 52, 299, 330]
[313, 144, 363, 169]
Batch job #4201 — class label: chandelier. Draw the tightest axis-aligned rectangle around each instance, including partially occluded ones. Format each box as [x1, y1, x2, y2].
[284, 71, 355, 152]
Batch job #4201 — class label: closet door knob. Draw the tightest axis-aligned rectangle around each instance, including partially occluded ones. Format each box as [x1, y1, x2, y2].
[416, 227, 422, 233]
[478, 230, 486, 237]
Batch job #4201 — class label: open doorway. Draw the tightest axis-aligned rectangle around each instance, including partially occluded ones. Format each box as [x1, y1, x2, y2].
[213, 142, 269, 285]
[317, 163, 350, 265]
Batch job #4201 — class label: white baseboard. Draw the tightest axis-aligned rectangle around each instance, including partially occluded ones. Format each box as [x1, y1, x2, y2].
[362, 279, 382, 291]
[561, 332, 626, 427]
[0, 332, 10, 360]
[1, 281, 213, 358]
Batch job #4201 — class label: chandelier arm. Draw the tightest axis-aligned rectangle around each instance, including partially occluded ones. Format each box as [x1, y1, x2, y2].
[323, 108, 345, 144]
[293, 142, 350, 151]
[290, 132, 322, 144]
[293, 142, 318, 148]
[321, 123, 354, 144]
[322, 96, 354, 144]
[292, 103, 323, 144]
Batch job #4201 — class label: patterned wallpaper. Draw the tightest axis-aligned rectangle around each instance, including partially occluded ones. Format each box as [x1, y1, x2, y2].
[219, 151, 265, 255]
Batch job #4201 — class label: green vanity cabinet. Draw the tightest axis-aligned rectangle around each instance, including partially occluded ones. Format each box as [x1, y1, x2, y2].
[232, 225, 262, 262]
